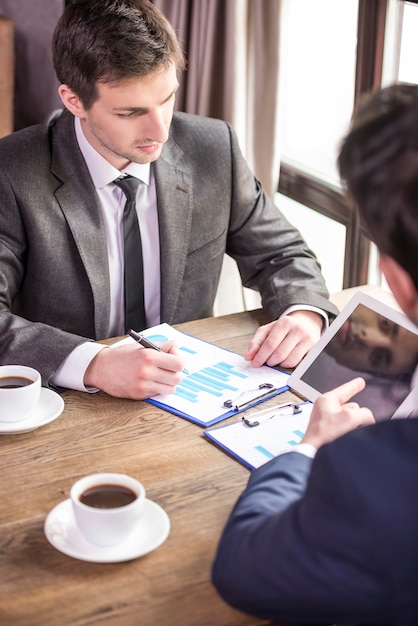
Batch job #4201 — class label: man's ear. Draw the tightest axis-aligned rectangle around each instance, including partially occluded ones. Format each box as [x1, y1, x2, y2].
[379, 254, 418, 322]
[58, 84, 86, 118]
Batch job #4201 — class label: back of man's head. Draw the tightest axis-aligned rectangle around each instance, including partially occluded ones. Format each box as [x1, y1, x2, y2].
[338, 83, 418, 291]
[52, 0, 185, 110]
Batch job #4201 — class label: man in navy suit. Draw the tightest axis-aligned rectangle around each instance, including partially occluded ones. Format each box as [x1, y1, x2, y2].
[212, 83, 418, 625]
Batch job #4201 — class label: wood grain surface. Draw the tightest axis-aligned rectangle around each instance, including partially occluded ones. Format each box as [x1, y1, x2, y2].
[1, 309, 307, 626]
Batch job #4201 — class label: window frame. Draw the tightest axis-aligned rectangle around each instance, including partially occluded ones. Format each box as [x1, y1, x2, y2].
[278, 0, 388, 288]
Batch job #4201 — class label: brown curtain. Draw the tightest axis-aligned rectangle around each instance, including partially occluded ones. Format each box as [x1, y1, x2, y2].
[152, 0, 281, 199]
[152, 0, 281, 315]
[0, 0, 64, 131]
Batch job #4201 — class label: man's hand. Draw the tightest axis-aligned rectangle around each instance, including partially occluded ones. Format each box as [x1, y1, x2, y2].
[302, 377, 375, 449]
[84, 341, 185, 399]
[245, 310, 323, 368]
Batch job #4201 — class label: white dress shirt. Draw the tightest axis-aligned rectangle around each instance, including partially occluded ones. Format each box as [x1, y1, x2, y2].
[52, 118, 160, 391]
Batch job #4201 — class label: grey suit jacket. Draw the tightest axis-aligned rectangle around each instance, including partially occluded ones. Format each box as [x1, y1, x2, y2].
[0, 109, 337, 385]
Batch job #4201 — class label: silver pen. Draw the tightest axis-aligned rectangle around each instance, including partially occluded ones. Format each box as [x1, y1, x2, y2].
[128, 329, 190, 375]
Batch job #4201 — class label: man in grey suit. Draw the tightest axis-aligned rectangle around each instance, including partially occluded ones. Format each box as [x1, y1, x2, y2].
[0, 0, 337, 399]
[212, 84, 418, 625]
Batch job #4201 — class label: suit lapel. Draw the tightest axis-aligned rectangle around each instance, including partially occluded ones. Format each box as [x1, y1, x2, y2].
[49, 111, 111, 338]
[48, 110, 193, 332]
[155, 137, 192, 323]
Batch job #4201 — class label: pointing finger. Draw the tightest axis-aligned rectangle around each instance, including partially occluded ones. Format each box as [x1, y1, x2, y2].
[327, 377, 366, 405]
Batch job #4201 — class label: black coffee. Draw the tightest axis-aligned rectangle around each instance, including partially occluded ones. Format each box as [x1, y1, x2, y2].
[0, 376, 33, 389]
[79, 484, 137, 509]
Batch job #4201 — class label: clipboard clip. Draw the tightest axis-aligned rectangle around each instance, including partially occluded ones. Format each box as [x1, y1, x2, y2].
[242, 402, 302, 427]
[223, 383, 279, 411]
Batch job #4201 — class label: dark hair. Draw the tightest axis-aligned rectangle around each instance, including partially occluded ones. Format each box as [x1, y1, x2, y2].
[52, 0, 185, 109]
[338, 83, 418, 291]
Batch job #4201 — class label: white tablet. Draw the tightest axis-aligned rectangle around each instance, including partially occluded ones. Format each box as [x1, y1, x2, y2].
[289, 292, 418, 420]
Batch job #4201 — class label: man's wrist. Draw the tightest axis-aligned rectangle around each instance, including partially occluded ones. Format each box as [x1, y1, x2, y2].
[281, 305, 329, 332]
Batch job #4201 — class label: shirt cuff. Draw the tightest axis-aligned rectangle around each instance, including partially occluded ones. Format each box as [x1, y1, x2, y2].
[291, 443, 317, 458]
[276, 442, 317, 459]
[51, 342, 108, 392]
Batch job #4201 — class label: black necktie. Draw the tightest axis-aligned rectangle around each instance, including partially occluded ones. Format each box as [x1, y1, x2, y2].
[114, 175, 146, 333]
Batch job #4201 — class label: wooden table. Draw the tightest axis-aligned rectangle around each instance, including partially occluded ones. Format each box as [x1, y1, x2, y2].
[1, 309, 305, 626]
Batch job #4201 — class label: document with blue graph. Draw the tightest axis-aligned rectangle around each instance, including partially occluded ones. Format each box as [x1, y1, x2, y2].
[118, 323, 290, 426]
[204, 401, 313, 469]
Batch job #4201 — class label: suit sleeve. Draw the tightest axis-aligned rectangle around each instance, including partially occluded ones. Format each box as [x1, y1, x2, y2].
[212, 447, 389, 624]
[224, 123, 338, 321]
[0, 125, 98, 386]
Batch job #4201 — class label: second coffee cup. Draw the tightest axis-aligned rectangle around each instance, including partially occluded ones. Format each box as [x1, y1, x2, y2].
[70, 473, 145, 547]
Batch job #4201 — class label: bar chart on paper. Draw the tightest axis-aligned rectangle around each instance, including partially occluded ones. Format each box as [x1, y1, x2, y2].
[173, 361, 248, 404]
[121, 323, 290, 426]
[204, 402, 313, 469]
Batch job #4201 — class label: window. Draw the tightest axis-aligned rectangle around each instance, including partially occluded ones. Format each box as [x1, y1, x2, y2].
[279, 0, 358, 187]
[277, 0, 418, 292]
[277, 0, 359, 293]
[383, 0, 418, 85]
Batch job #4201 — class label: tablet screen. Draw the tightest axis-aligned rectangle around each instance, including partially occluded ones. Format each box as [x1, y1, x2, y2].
[289, 292, 418, 420]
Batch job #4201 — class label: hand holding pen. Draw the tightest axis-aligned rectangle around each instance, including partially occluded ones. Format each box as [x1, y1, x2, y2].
[84, 330, 185, 400]
[128, 329, 190, 375]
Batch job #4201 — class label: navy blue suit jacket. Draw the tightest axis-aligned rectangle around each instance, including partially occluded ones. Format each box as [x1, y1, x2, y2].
[212, 419, 418, 625]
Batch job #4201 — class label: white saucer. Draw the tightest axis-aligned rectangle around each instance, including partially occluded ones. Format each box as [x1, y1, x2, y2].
[44, 498, 170, 563]
[0, 387, 64, 434]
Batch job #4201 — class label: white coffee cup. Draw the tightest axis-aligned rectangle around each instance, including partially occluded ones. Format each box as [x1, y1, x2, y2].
[70, 473, 146, 547]
[0, 365, 42, 422]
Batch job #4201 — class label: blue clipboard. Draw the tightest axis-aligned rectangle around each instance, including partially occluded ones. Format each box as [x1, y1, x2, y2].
[146, 377, 290, 427]
[112, 323, 290, 427]
[129, 323, 291, 427]
[204, 401, 313, 468]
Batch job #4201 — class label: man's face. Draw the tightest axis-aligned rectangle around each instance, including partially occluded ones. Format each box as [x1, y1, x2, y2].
[326, 304, 418, 377]
[74, 64, 179, 169]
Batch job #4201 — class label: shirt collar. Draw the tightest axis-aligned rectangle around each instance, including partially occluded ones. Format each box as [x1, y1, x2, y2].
[74, 117, 150, 189]
[411, 364, 418, 415]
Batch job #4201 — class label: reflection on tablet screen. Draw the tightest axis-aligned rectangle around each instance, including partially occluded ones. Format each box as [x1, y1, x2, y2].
[290, 296, 418, 421]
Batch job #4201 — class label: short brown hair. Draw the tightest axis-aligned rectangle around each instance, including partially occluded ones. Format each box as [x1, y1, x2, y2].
[338, 83, 418, 290]
[52, 0, 185, 109]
